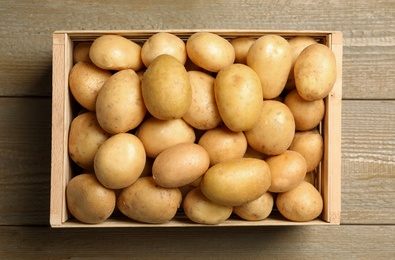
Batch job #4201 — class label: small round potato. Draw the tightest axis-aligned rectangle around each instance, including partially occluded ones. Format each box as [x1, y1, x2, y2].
[230, 37, 256, 64]
[276, 181, 323, 222]
[117, 177, 182, 224]
[141, 32, 187, 67]
[233, 191, 274, 221]
[135, 117, 196, 158]
[69, 61, 112, 111]
[68, 112, 111, 170]
[94, 133, 146, 189]
[198, 125, 248, 165]
[66, 173, 116, 224]
[183, 188, 233, 225]
[73, 42, 92, 63]
[186, 32, 235, 73]
[89, 34, 143, 71]
[96, 69, 146, 134]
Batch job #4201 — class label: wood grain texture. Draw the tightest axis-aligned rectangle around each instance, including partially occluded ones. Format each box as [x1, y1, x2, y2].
[0, 0, 394, 98]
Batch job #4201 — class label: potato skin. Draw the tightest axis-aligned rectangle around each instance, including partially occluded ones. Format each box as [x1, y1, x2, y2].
[200, 158, 271, 206]
[230, 37, 256, 64]
[233, 191, 273, 221]
[214, 63, 263, 132]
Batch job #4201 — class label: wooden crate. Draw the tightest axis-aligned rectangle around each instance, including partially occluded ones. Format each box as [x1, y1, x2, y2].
[51, 30, 342, 227]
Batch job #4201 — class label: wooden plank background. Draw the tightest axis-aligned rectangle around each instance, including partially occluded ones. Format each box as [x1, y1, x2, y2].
[0, 0, 394, 258]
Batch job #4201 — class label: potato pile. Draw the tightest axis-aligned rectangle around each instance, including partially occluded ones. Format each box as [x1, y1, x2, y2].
[66, 32, 336, 225]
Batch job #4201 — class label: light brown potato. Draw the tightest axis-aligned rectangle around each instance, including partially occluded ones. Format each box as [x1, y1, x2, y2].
[183, 188, 233, 225]
[94, 133, 146, 189]
[284, 89, 325, 131]
[233, 192, 274, 221]
[214, 63, 263, 132]
[182, 71, 222, 130]
[135, 117, 196, 158]
[186, 32, 235, 73]
[198, 125, 247, 165]
[304, 171, 317, 186]
[117, 177, 182, 224]
[289, 130, 324, 172]
[69, 61, 112, 111]
[142, 54, 192, 120]
[243, 145, 267, 160]
[68, 112, 111, 170]
[96, 69, 146, 134]
[152, 143, 210, 188]
[66, 173, 116, 224]
[89, 34, 143, 71]
[285, 36, 317, 90]
[141, 32, 187, 67]
[247, 35, 292, 99]
[245, 100, 295, 156]
[73, 42, 92, 63]
[294, 43, 337, 101]
[266, 150, 307, 193]
[230, 37, 256, 64]
[200, 158, 271, 206]
[276, 181, 323, 222]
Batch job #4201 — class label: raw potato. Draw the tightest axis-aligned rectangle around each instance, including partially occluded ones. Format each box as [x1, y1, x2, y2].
[89, 34, 143, 71]
[135, 117, 196, 158]
[247, 35, 292, 99]
[186, 32, 235, 72]
[69, 61, 112, 111]
[233, 192, 274, 221]
[276, 181, 323, 222]
[200, 158, 271, 206]
[266, 150, 307, 193]
[245, 100, 295, 155]
[198, 125, 247, 165]
[152, 143, 210, 188]
[68, 112, 111, 170]
[141, 32, 187, 67]
[182, 71, 222, 130]
[289, 130, 324, 172]
[66, 173, 116, 224]
[117, 177, 182, 224]
[183, 188, 233, 225]
[214, 63, 263, 132]
[94, 133, 146, 189]
[73, 42, 92, 63]
[284, 89, 325, 131]
[230, 37, 256, 64]
[96, 69, 146, 134]
[142, 54, 192, 120]
[294, 43, 337, 101]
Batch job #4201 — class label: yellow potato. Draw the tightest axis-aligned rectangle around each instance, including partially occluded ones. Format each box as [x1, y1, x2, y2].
[289, 130, 324, 172]
[294, 43, 337, 101]
[233, 191, 274, 221]
[247, 35, 292, 99]
[214, 63, 263, 132]
[141, 32, 187, 67]
[182, 71, 222, 130]
[266, 150, 307, 193]
[89, 34, 143, 71]
[276, 181, 323, 222]
[183, 188, 233, 225]
[200, 158, 271, 206]
[198, 125, 247, 165]
[186, 32, 235, 72]
[135, 117, 196, 158]
[94, 133, 146, 189]
[152, 143, 210, 188]
[117, 177, 182, 224]
[66, 173, 116, 224]
[69, 61, 112, 111]
[68, 112, 111, 170]
[284, 89, 325, 131]
[96, 69, 146, 134]
[73, 42, 92, 63]
[142, 54, 192, 120]
[230, 37, 256, 64]
[245, 100, 295, 155]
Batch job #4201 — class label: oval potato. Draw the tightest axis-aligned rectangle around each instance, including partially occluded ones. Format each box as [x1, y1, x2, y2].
[233, 191, 274, 221]
[230, 37, 256, 64]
